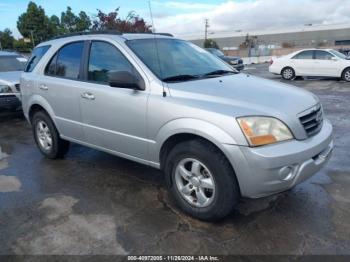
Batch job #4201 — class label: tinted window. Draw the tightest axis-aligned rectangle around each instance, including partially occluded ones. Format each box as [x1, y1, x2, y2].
[45, 54, 57, 75]
[314, 50, 334, 60]
[293, 50, 314, 59]
[88, 41, 133, 83]
[55, 42, 84, 79]
[0, 56, 26, 72]
[25, 45, 50, 72]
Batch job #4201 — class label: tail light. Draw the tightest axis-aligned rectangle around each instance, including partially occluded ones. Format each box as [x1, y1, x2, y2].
[269, 59, 274, 65]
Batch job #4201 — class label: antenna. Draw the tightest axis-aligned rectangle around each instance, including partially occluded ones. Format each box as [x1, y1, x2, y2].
[148, 0, 167, 97]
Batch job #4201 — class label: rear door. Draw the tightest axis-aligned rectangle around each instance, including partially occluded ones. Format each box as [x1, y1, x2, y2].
[38, 41, 85, 140]
[78, 40, 150, 160]
[290, 50, 315, 76]
[313, 50, 339, 77]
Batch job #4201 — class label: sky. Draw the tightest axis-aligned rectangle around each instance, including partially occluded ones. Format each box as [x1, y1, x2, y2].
[0, 0, 350, 39]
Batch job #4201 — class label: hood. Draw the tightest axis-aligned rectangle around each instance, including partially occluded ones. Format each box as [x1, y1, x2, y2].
[222, 56, 240, 61]
[167, 73, 319, 119]
[0, 71, 22, 86]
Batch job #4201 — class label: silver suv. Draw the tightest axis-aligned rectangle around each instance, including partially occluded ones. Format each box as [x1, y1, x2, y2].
[21, 33, 333, 221]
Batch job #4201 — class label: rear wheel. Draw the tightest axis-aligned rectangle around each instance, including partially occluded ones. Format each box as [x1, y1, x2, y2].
[281, 67, 295, 80]
[164, 139, 240, 221]
[32, 111, 70, 159]
[342, 68, 350, 82]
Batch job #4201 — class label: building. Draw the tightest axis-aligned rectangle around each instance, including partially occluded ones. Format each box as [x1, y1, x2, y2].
[185, 23, 350, 51]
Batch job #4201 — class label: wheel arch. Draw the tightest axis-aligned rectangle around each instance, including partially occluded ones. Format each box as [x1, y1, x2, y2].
[27, 95, 56, 125]
[341, 67, 350, 79]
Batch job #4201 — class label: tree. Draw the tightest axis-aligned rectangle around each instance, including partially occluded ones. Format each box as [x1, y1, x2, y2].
[204, 39, 219, 49]
[13, 38, 32, 53]
[77, 11, 91, 32]
[17, 2, 55, 45]
[92, 8, 151, 33]
[0, 28, 15, 50]
[60, 7, 77, 33]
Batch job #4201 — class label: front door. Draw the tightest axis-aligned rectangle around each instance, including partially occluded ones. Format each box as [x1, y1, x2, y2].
[79, 40, 150, 160]
[313, 50, 339, 77]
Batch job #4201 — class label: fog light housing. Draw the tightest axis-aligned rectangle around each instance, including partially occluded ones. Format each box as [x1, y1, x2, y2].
[278, 166, 297, 181]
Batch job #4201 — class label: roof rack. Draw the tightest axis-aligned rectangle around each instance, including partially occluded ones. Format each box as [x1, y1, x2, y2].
[51, 31, 173, 40]
[52, 30, 122, 40]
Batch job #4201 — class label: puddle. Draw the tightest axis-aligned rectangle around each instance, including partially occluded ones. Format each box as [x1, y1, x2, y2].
[13, 195, 128, 255]
[0, 175, 21, 193]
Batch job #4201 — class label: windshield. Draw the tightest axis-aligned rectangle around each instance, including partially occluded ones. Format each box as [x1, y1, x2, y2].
[329, 50, 348, 59]
[208, 48, 225, 57]
[126, 38, 235, 82]
[0, 56, 26, 72]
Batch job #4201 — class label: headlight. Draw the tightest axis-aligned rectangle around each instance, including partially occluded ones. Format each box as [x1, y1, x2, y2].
[237, 116, 293, 147]
[230, 60, 238, 65]
[0, 85, 13, 94]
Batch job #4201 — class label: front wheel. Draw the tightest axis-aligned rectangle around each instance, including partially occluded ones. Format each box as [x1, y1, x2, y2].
[342, 68, 350, 82]
[164, 139, 240, 221]
[281, 67, 295, 80]
[32, 111, 70, 159]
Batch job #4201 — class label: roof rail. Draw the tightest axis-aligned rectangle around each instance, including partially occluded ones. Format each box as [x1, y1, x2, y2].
[52, 30, 122, 40]
[51, 31, 174, 40]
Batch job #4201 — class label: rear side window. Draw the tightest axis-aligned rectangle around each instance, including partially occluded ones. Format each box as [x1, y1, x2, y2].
[25, 45, 50, 72]
[88, 41, 133, 84]
[45, 41, 84, 80]
[314, 50, 334, 60]
[292, 50, 314, 60]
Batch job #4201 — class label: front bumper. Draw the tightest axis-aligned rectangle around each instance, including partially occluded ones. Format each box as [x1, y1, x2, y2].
[223, 119, 333, 198]
[0, 95, 21, 110]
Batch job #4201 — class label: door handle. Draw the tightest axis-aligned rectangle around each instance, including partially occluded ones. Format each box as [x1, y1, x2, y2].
[39, 84, 48, 90]
[81, 92, 95, 100]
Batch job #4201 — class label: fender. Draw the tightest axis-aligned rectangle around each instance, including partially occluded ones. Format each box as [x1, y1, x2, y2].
[148, 118, 242, 165]
[26, 94, 57, 126]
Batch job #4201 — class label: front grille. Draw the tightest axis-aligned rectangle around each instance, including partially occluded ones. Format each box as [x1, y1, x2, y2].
[299, 105, 323, 137]
[238, 59, 243, 64]
[15, 84, 20, 92]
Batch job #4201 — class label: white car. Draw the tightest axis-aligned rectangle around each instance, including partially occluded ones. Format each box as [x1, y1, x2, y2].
[269, 49, 350, 81]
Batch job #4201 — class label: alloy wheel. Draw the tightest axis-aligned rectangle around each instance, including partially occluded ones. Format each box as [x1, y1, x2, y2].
[36, 120, 53, 151]
[174, 158, 216, 208]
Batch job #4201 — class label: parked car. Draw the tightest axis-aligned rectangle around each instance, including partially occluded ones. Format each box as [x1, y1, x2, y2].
[206, 48, 244, 71]
[0, 51, 27, 110]
[21, 33, 333, 221]
[338, 48, 350, 57]
[269, 49, 350, 81]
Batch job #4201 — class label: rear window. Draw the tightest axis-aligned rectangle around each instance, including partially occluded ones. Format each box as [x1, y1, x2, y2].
[25, 45, 50, 72]
[292, 50, 314, 60]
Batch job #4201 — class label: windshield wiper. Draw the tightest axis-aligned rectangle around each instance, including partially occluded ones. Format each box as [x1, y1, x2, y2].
[203, 70, 236, 77]
[162, 74, 200, 82]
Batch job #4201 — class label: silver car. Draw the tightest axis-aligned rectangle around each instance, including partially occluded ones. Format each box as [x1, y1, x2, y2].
[21, 33, 333, 221]
[0, 51, 27, 110]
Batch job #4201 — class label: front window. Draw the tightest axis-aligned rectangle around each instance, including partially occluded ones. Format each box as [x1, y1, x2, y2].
[0, 56, 26, 72]
[25, 45, 50, 72]
[126, 39, 235, 82]
[329, 50, 347, 59]
[314, 50, 334, 60]
[88, 41, 134, 84]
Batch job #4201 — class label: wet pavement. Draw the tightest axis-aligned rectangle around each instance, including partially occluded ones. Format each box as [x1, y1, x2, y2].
[0, 64, 350, 255]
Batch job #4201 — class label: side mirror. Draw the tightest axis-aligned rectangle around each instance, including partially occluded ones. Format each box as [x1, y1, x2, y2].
[108, 71, 145, 90]
[331, 57, 338, 61]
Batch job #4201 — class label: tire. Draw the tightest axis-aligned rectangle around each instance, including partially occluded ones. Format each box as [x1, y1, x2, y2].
[342, 68, 350, 82]
[32, 111, 70, 159]
[164, 139, 240, 221]
[281, 67, 295, 80]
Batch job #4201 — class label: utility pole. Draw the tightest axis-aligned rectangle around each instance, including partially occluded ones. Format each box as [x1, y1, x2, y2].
[204, 19, 209, 40]
[30, 30, 35, 48]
